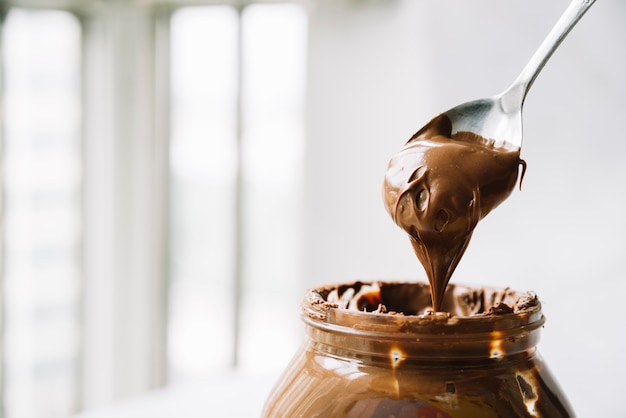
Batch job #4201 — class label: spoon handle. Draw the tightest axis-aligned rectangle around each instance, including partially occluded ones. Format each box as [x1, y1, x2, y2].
[506, 0, 596, 106]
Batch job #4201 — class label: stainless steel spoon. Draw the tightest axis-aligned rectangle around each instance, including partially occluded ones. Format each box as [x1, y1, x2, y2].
[443, 0, 596, 149]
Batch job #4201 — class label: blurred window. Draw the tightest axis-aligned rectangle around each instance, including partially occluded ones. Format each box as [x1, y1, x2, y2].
[1, 8, 82, 418]
[1, 0, 307, 415]
[168, 5, 240, 379]
[168, 3, 307, 381]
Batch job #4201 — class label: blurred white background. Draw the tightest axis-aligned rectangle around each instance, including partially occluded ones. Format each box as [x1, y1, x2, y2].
[0, 0, 624, 417]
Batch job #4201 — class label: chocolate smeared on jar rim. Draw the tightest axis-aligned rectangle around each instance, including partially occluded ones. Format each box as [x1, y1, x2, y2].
[307, 281, 539, 320]
[302, 281, 545, 359]
[383, 113, 526, 311]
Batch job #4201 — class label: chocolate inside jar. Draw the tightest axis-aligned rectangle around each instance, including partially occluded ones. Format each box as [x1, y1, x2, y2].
[311, 280, 539, 318]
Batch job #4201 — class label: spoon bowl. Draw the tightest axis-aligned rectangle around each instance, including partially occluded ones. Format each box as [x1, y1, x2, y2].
[444, 0, 595, 150]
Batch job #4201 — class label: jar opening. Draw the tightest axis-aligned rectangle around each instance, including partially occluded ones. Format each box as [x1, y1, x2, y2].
[316, 281, 538, 316]
[303, 281, 544, 336]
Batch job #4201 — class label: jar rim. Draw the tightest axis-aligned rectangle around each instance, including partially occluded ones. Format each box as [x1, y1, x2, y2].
[302, 280, 545, 338]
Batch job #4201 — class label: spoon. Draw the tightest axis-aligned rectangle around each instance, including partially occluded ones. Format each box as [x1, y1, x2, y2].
[443, 0, 596, 149]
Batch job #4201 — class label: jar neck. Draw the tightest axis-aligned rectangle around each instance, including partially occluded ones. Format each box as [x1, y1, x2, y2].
[302, 282, 545, 363]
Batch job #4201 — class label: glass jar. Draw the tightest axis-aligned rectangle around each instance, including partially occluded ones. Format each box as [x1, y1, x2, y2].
[262, 281, 574, 417]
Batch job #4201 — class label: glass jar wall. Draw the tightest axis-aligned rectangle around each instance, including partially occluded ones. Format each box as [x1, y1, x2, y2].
[263, 281, 574, 417]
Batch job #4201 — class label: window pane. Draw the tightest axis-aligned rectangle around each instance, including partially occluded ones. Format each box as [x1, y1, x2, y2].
[2, 9, 82, 418]
[168, 6, 239, 381]
[167, 3, 307, 380]
[239, 3, 307, 372]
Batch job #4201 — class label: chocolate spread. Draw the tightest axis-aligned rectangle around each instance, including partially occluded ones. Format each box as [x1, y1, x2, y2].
[262, 281, 576, 417]
[383, 113, 525, 311]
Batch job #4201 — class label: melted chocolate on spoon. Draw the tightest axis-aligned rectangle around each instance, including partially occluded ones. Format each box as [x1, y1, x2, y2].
[383, 113, 525, 311]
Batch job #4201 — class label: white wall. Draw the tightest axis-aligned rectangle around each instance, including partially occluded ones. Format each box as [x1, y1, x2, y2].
[302, 1, 626, 416]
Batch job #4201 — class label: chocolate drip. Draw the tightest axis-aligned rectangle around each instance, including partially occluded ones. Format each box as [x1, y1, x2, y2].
[383, 114, 524, 311]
